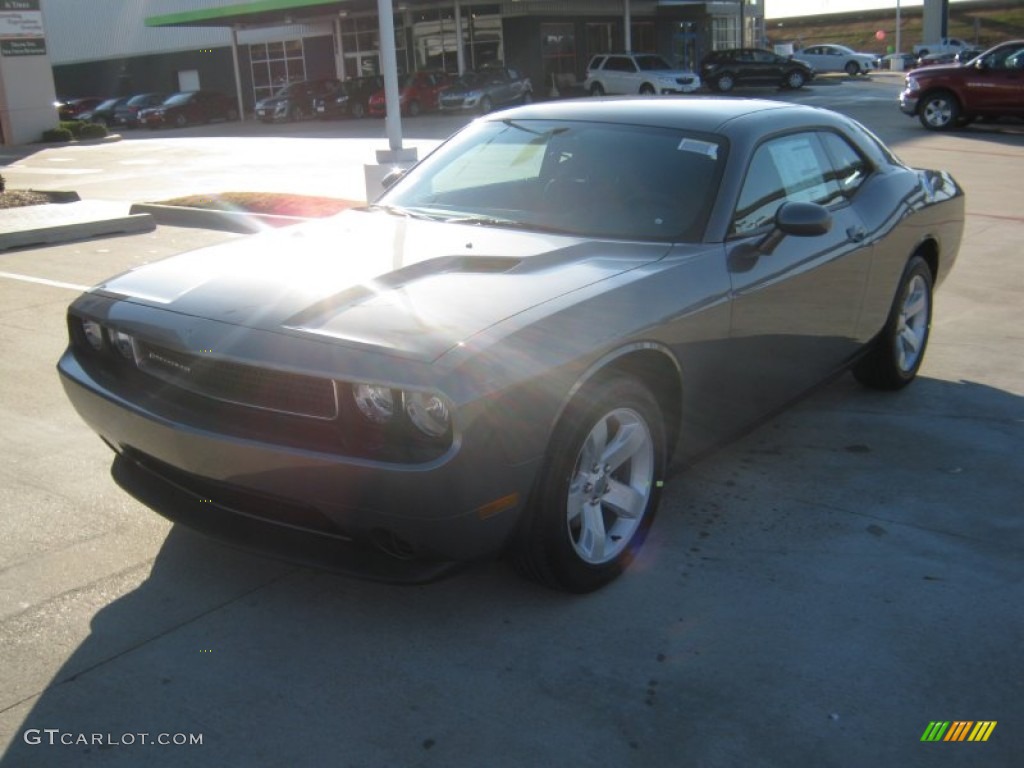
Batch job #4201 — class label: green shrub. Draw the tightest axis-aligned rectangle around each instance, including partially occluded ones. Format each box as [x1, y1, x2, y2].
[41, 127, 73, 143]
[75, 122, 108, 140]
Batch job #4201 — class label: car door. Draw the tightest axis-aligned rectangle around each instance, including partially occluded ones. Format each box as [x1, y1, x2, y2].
[725, 130, 872, 413]
[752, 50, 785, 84]
[799, 45, 826, 72]
[975, 42, 1024, 115]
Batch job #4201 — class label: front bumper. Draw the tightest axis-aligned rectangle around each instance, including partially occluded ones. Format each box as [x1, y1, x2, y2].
[899, 91, 919, 116]
[58, 348, 541, 564]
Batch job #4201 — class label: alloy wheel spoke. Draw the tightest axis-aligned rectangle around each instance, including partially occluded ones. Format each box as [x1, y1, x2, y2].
[600, 420, 646, 472]
[578, 502, 607, 561]
[904, 290, 927, 321]
[602, 477, 647, 520]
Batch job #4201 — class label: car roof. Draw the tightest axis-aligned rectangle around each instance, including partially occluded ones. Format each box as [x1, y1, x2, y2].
[487, 97, 838, 136]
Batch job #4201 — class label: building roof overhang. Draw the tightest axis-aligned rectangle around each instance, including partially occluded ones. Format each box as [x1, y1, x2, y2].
[145, 0, 363, 29]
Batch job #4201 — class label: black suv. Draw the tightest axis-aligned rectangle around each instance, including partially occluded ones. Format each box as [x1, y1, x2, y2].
[313, 75, 385, 120]
[701, 48, 815, 92]
[255, 79, 339, 122]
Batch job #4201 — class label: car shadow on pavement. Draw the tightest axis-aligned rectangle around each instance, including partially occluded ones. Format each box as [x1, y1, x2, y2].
[2, 375, 1022, 767]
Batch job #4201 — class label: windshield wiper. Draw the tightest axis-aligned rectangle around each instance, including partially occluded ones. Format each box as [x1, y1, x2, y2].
[441, 213, 575, 235]
[364, 203, 440, 221]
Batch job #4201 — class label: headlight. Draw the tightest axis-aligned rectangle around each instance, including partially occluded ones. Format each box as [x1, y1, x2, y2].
[404, 391, 452, 437]
[905, 77, 920, 93]
[82, 319, 104, 350]
[110, 329, 134, 359]
[353, 383, 395, 423]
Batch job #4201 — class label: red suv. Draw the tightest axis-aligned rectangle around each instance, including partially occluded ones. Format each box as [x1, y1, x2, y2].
[900, 40, 1024, 130]
[368, 71, 451, 117]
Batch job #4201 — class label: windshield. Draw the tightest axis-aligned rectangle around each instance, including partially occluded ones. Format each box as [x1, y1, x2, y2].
[455, 72, 487, 88]
[164, 93, 191, 105]
[635, 54, 673, 71]
[378, 118, 725, 242]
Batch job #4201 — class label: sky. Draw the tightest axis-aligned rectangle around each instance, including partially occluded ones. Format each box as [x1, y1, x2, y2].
[765, 0, 949, 21]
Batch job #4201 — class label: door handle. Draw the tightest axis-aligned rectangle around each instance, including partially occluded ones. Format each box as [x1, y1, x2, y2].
[846, 226, 867, 243]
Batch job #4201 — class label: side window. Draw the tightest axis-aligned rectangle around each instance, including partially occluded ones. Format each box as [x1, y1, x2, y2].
[731, 133, 842, 236]
[820, 131, 871, 197]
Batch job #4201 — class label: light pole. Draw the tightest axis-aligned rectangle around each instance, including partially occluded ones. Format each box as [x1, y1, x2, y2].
[896, 0, 902, 58]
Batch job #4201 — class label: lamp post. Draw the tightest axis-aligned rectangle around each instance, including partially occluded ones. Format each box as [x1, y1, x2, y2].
[896, 0, 902, 59]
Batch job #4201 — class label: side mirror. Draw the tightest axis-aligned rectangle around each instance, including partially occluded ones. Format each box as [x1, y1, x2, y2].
[974, 58, 988, 71]
[381, 169, 406, 190]
[758, 201, 832, 254]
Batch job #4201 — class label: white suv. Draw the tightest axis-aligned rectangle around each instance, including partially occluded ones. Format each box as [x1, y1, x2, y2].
[584, 53, 701, 96]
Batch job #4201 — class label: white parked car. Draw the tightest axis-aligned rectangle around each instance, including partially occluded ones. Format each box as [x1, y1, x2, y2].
[584, 53, 701, 96]
[795, 44, 878, 76]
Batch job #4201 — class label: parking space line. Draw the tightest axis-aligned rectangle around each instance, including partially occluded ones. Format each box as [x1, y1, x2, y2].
[0, 271, 89, 292]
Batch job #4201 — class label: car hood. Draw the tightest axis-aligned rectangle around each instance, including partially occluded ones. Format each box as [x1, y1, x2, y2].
[92, 210, 671, 362]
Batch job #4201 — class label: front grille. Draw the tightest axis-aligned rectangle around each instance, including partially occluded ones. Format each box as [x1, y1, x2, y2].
[136, 341, 338, 420]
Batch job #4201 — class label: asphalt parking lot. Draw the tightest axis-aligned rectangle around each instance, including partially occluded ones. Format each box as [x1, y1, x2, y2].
[1, 76, 1022, 766]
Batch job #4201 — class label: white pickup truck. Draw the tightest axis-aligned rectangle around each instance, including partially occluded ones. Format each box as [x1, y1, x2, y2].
[913, 37, 970, 56]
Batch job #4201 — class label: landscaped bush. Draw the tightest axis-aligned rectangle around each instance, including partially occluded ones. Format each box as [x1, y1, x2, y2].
[41, 127, 73, 143]
[75, 122, 108, 139]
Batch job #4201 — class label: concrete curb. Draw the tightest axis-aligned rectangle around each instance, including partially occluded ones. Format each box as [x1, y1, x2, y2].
[0, 203, 155, 252]
[128, 203, 311, 234]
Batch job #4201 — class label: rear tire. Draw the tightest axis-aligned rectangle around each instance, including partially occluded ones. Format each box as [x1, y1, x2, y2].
[639, 83, 655, 95]
[407, 99, 421, 117]
[853, 255, 933, 390]
[512, 374, 666, 592]
[350, 102, 366, 119]
[590, 82, 605, 96]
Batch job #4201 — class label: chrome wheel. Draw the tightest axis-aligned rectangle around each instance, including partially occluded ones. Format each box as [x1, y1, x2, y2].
[896, 274, 930, 374]
[512, 374, 665, 592]
[853, 255, 933, 390]
[920, 93, 958, 130]
[566, 407, 654, 565]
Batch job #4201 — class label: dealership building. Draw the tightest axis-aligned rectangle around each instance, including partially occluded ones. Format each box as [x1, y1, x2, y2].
[52, 0, 763, 101]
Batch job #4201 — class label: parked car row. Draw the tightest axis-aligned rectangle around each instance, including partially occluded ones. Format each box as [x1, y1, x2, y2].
[57, 90, 237, 129]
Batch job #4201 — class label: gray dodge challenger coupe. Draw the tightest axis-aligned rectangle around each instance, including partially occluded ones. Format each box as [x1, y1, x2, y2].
[58, 98, 964, 592]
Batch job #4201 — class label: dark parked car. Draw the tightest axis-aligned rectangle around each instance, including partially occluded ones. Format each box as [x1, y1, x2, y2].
[79, 96, 130, 126]
[138, 90, 238, 128]
[113, 93, 169, 128]
[900, 39, 1024, 130]
[701, 48, 815, 92]
[57, 97, 105, 121]
[314, 75, 385, 119]
[254, 78, 339, 122]
[438, 67, 533, 113]
[367, 71, 452, 117]
[59, 98, 963, 592]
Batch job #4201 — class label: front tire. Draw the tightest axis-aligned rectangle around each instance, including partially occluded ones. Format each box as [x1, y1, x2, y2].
[407, 99, 421, 117]
[174, 113, 188, 128]
[853, 255, 933, 390]
[918, 91, 960, 131]
[512, 375, 666, 592]
[785, 70, 807, 89]
[715, 73, 735, 92]
[639, 83, 655, 95]
[350, 102, 366, 119]
[845, 61, 860, 76]
[479, 95, 493, 114]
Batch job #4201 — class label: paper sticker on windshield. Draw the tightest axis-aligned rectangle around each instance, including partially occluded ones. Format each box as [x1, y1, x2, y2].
[678, 138, 718, 160]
